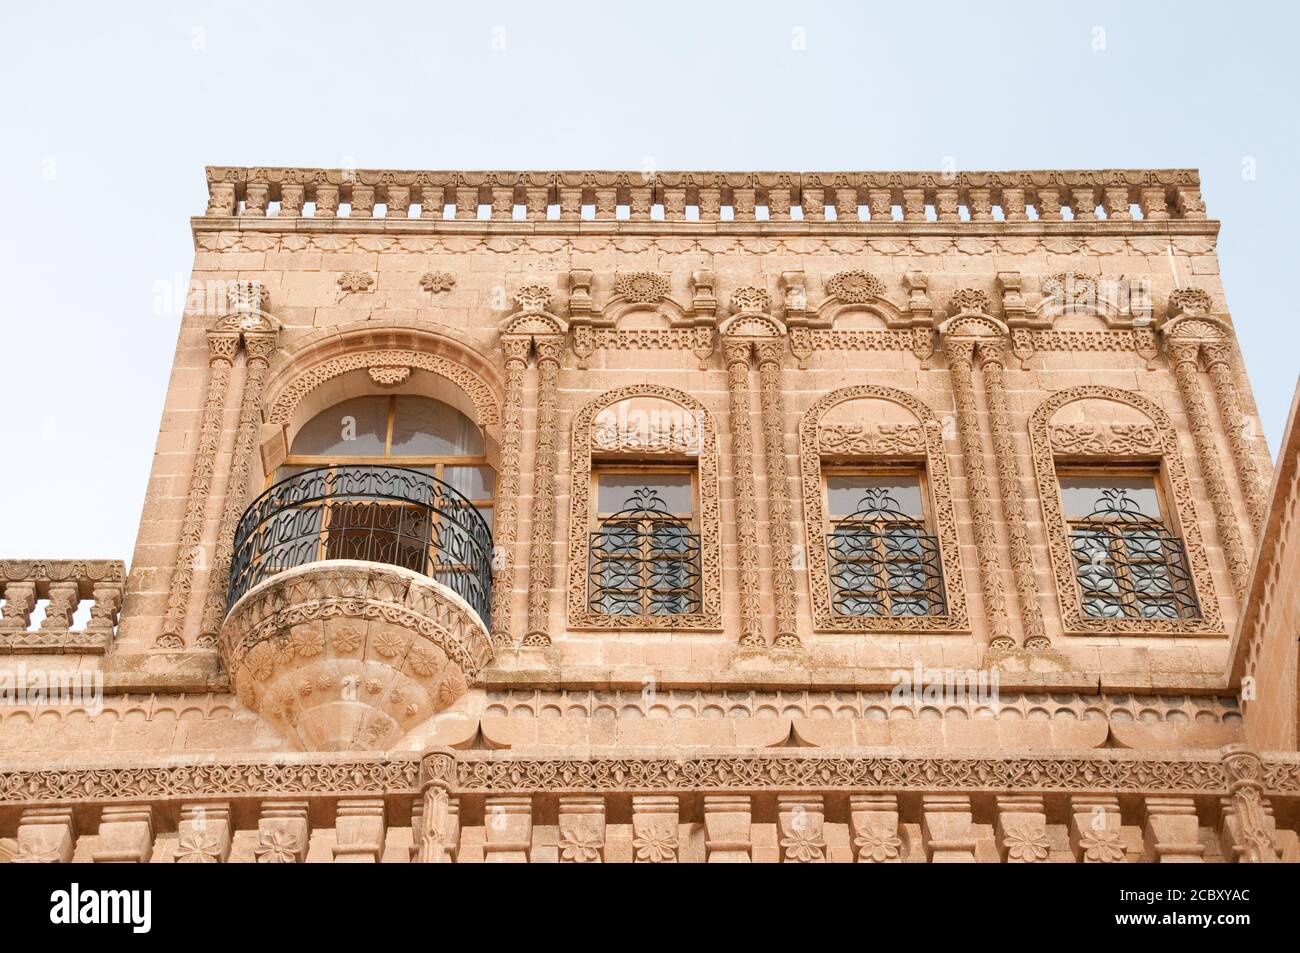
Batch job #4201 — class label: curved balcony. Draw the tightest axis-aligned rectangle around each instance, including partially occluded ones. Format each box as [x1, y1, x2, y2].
[220, 466, 495, 751]
[228, 465, 493, 626]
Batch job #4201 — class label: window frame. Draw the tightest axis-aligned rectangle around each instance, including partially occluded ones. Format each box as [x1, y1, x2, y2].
[566, 386, 724, 632]
[276, 394, 496, 519]
[1057, 465, 1200, 622]
[588, 463, 703, 618]
[820, 465, 948, 620]
[1029, 385, 1224, 636]
[799, 385, 969, 634]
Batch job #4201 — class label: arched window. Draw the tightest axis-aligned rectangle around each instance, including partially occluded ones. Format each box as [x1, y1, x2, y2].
[566, 387, 723, 630]
[229, 395, 495, 623]
[800, 386, 968, 633]
[1029, 385, 1222, 635]
[281, 395, 494, 517]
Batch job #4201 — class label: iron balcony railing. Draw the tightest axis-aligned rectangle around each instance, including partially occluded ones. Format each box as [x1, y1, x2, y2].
[227, 465, 493, 627]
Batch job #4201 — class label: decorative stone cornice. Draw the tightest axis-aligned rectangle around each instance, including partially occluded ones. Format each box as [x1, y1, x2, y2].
[8, 746, 1298, 805]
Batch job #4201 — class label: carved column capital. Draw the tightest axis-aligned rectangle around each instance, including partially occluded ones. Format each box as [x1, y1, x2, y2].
[722, 337, 753, 368]
[1166, 340, 1202, 369]
[501, 335, 531, 368]
[243, 331, 278, 365]
[205, 331, 240, 367]
[974, 338, 1006, 370]
[753, 339, 786, 368]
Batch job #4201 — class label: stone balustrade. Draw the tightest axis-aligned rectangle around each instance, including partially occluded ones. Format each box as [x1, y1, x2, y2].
[0, 746, 1295, 863]
[202, 168, 1209, 225]
[0, 560, 125, 654]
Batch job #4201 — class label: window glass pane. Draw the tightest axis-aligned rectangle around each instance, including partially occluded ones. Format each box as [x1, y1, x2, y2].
[827, 475, 923, 518]
[1060, 476, 1160, 519]
[597, 472, 692, 514]
[290, 396, 388, 456]
[444, 465, 496, 500]
[391, 396, 484, 456]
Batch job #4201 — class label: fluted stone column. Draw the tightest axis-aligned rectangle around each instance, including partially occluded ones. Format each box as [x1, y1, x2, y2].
[976, 341, 1049, 648]
[944, 338, 1014, 648]
[523, 337, 563, 645]
[158, 330, 239, 647]
[199, 331, 278, 644]
[1168, 343, 1250, 596]
[755, 341, 799, 646]
[1204, 343, 1271, 533]
[723, 339, 764, 648]
[490, 338, 529, 645]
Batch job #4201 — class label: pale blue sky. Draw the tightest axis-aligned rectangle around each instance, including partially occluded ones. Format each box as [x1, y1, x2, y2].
[1, 1, 1296, 560]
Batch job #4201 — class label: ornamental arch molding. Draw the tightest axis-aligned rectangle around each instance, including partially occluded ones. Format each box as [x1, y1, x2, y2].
[1029, 385, 1224, 635]
[566, 384, 724, 631]
[799, 384, 969, 633]
[262, 323, 503, 437]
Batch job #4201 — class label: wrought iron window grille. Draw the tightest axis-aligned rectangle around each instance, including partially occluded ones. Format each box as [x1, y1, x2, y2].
[1067, 487, 1199, 620]
[589, 486, 702, 617]
[826, 486, 947, 617]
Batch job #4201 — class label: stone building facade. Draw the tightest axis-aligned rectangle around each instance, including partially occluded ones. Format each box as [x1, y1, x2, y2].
[1, 167, 1297, 863]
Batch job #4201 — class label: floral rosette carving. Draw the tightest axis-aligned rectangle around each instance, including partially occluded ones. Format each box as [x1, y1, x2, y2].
[337, 271, 375, 293]
[826, 269, 885, 303]
[419, 271, 456, 293]
[613, 271, 670, 304]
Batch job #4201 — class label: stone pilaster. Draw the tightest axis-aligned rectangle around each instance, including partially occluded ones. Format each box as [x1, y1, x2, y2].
[777, 794, 826, 863]
[92, 805, 155, 863]
[922, 795, 977, 863]
[255, 800, 310, 863]
[558, 795, 606, 863]
[755, 341, 799, 646]
[848, 794, 904, 863]
[414, 786, 459, 863]
[1069, 796, 1127, 863]
[723, 339, 764, 647]
[523, 337, 563, 645]
[483, 795, 533, 862]
[1220, 745, 1280, 863]
[1204, 343, 1271, 533]
[977, 341, 1049, 649]
[199, 331, 278, 644]
[995, 795, 1050, 862]
[158, 330, 238, 647]
[1168, 343, 1250, 596]
[944, 338, 1014, 648]
[490, 338, 529, 644]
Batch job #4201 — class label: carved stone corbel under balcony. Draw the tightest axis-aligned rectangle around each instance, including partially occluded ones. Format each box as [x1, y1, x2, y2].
[220, 562, 493, 751]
